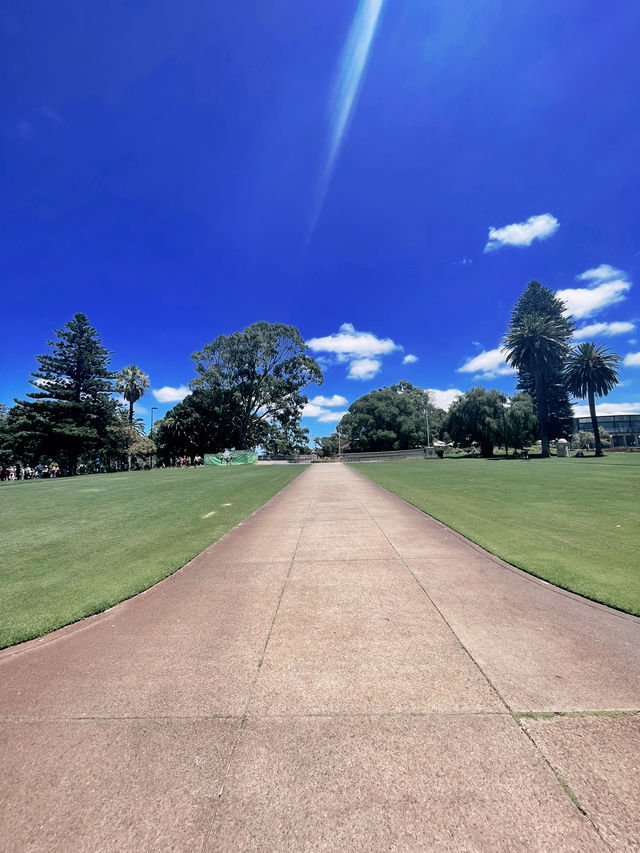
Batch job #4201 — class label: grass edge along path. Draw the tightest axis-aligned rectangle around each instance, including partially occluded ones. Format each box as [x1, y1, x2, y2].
[351, 456, 639, 616]
[0, 465, 303, 649]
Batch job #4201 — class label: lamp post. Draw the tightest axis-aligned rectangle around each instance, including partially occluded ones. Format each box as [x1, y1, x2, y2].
[150, 407, 158, 470]
[502, 399, 510, 459]
[424, 406, 431, 448]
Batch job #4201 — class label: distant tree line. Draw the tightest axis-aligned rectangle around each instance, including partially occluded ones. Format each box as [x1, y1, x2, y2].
[0, 316, 322, 474]
[317, 281, 621, 459]
[1, 280, 622, 473]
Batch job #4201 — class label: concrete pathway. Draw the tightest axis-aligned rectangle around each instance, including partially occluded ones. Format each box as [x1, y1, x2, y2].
[1, 464, 639, 851]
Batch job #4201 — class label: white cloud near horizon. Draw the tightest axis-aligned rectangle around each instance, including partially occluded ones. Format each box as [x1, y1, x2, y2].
[152, 385, 191, 403]
[557, 265, 632, 319]
[427, 388, 462, 410]
[484, 213, 559, 252]
[624, 352, 640, 367]
[457, 347, 514, 379]
[308, 394, 348, 407]
[307, 323, 399, 380]
[572, 401, 640, 418]
[573, 321, 635, 341]
[403, 354, 418, 364]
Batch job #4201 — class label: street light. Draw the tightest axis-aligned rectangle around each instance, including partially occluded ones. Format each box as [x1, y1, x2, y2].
[502, 399, 511, 459]
[150, 407, 158, 470]
[424, 406, 431, 448]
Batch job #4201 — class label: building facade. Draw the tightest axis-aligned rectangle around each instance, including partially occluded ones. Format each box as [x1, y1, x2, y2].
[573, 413, 640, 447]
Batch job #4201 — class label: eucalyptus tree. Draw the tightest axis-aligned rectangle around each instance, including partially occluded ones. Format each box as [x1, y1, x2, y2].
[503, 313, 572, 458]
[115, 365, 150, 422]
[564, 343, 621, 456]
[338, 382, 443, 452]
[191, 322, 322, 450]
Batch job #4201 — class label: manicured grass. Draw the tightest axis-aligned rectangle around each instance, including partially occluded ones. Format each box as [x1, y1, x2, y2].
[352, 455, 640, 615]
[0, 465, 303, 648]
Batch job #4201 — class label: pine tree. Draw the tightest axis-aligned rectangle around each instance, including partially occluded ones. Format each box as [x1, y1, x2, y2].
[507, 281, 575, 441]
[12, 314, 116, 473]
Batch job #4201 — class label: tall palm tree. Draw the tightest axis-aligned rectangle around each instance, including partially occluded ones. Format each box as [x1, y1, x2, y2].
[115, 365, 150, 422]
[502, 313, 571, 457]
[564, 342, 621, 457]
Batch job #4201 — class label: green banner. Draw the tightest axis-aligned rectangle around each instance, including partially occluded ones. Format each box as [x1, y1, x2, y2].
[204, 451, 257, 466]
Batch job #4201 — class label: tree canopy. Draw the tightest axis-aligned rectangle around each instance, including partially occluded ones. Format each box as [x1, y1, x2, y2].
[505, 280, 575, 445]
[445, 386, 508, 457]
[190, 322, 322, 450]
[115, 365, 150, 422]
[338, 381, 445, 453]
[564, 342, 621, 456]
[10, 314, 117, 473]
[503, 307, 573, 457]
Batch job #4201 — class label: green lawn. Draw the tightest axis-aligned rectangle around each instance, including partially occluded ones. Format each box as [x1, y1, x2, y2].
[352, 455, 640, 615]
[0, 465, 303, 648]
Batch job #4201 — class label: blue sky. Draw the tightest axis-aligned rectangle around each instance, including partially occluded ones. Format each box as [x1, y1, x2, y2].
[2, 0, 640, 439]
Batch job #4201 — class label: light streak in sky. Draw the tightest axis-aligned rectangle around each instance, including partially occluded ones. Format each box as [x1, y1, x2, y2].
[308, 0, 386, 239]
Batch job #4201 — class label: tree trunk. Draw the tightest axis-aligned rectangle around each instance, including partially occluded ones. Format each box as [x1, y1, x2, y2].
[534, 368, 550, 458]
[588, 386, 602, 456]
[480, 438, 494, 458]
[128, 399, 134, 422]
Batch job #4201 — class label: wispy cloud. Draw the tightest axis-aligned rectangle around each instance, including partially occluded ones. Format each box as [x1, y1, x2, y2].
[402, 354, 418, 364]
[457, 347, 514, 379]
[307, 322, 399, 380]
[624, 352, 640, 367]
[427, 388, 462, 410]
[573, 321, 635, 341]
[484, 213, 559, 252]
[557, 265, 631, 319]
[309, 0, 385, 235]
[152, 385, 191, 403]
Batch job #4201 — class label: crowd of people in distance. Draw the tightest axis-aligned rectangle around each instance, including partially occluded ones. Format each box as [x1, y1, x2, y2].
[0, 455, 208, 482]
[173, 455, 203, 467]
[0, 462, 60, 481]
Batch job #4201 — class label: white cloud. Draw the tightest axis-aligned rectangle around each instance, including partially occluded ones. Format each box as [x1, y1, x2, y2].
[457, 348, 515, 379]
[348, 358, 381, 380]
[573, 321, 635, 341]
[624, 352, 640, 367]
[402, 354, 418, 364]
[572, 401, 640, 418]
[308, 394, 348, 407]
[307, 323, 399, 359]
[427, 388, 462, 410]
[152, 385, 191, 403]
[318, 410, 349, 423]
[577, 264, 621, 283]
[484, 213, 559, 252]
[557, 265, 632, 319]
[302, 402, 348, 423]
[307, 323, 399, 380]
